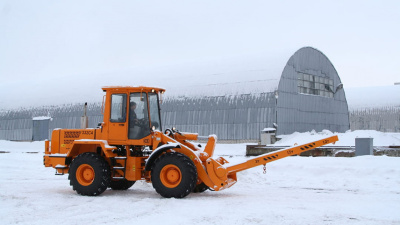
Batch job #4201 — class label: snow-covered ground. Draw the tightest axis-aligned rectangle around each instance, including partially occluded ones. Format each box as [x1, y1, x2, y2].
[1, 131, 400, 225]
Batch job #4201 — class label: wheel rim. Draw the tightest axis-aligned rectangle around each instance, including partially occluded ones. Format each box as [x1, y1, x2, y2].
[160, 164, 182, 188]
[76, 164, 95, 186]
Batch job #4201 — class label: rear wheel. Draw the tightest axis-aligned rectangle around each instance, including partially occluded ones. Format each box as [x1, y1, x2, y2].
[68, 152, 111, 196]
[151, 152, 197, 198]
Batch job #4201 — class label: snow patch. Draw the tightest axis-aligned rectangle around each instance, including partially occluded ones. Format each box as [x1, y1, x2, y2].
[32, 116, 52, 121]
[274, 130, 400, 147]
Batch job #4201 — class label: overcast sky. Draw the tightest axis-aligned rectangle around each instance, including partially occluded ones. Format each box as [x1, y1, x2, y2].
[0, 0, 399, 108]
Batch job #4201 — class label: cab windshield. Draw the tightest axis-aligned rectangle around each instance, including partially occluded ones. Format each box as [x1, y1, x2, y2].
[148, 92, 162, 131]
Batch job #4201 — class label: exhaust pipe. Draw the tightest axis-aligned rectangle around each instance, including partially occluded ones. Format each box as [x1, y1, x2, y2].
[80, 102, 88, 129]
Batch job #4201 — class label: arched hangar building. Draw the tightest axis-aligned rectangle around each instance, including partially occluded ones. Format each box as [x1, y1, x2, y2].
[0, 47, 350, 141]
[162, 47, 349, 140]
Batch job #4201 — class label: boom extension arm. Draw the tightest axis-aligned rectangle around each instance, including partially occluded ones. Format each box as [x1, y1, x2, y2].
[226, 135, 339, 174]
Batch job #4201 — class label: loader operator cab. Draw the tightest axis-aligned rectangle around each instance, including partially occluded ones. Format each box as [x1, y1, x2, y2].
[104, 86, 164, 141]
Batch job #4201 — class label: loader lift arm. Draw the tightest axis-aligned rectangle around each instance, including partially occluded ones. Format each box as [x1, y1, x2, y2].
[227, 135, 339, 174]
[200, 135, 339, 192]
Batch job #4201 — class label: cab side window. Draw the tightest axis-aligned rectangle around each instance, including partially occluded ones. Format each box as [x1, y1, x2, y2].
[110, 94, 127, 122]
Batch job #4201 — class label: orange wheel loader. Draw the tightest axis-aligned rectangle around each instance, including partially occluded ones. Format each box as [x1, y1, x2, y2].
[44, 86, 338, 198]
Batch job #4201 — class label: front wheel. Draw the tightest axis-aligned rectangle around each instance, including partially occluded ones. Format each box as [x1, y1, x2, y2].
[68, 152, 111, 196]
[151, 152, 197, 198]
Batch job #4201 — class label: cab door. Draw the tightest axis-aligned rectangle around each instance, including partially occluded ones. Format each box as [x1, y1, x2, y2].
[128, 92, 151, 139]
[108, 93, 128, 141]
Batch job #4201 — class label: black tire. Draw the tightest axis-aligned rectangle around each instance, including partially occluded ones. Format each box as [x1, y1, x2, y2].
[193, 182, 209, 193]
[151, 152, 197, 198]
[110, 179, 135, 190]
[68, 152, 111, 196]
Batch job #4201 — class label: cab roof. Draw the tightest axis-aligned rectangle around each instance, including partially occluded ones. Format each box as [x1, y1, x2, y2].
[102, 86, 166, 93]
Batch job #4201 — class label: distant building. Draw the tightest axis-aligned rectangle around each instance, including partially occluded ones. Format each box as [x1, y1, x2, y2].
[162, 47, 350, 140]
[0, 47, 351, 141]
